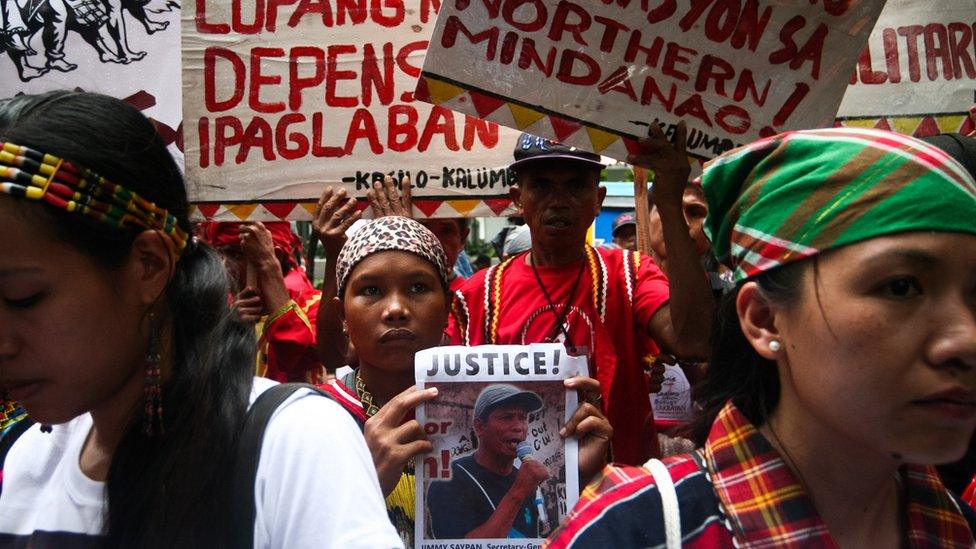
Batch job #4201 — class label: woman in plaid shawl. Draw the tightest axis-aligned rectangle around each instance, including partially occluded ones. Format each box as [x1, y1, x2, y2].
[546, 127, 976, 548]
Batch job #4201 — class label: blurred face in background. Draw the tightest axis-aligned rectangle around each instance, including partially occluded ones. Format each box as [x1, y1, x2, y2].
[647, 185, 710, 271]
[421, 219, 469, 267]
[613, 224, 636, 251]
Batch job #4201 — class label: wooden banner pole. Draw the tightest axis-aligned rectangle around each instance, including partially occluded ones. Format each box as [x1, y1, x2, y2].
[632, 166, 653, 256]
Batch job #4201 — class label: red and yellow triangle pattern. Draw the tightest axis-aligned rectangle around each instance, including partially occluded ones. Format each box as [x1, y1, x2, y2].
[835, 113, 974, 138]
[415, 73, 640, 158]
[190, 197, 518, 222]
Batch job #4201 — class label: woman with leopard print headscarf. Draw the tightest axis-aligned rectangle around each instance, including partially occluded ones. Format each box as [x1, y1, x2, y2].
[319, 216, 612, 546]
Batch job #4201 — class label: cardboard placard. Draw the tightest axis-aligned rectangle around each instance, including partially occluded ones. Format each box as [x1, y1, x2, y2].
[416, 0, 886, 161]
[182, 0, 524, 219]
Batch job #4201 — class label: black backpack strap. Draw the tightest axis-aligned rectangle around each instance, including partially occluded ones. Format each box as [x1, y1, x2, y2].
[0, 417, 35, 497]
[231, 382, 350, 548]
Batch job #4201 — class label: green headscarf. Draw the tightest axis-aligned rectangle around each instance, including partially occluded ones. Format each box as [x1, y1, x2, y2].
[701, 127, 976, 282]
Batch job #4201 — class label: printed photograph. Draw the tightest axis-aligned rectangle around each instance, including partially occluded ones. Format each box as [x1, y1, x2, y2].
[419, 380, 571, 543]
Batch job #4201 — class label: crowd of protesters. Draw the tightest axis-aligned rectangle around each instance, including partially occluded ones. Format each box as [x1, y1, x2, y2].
[0, 89, 974, 548]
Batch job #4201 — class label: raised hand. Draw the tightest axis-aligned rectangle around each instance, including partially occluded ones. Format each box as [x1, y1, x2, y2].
[238, 221, 291, 315]
[367, 174, 413, 218]
[313, 186, 362, 260]
[628, 120, 691, 210]
[232, 287, 264, 323]
[238, 221, 278, 268]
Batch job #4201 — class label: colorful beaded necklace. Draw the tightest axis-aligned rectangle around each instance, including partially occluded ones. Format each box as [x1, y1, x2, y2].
[0, 399, 28, 438]
[354, 370, 416, 546]
[354, 370, 382, 418]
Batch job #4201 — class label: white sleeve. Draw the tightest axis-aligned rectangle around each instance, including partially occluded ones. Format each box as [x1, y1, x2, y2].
[253, 392, 403, 549]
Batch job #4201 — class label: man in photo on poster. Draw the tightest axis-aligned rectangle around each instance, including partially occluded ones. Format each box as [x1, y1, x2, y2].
[426, 384, 549, 539]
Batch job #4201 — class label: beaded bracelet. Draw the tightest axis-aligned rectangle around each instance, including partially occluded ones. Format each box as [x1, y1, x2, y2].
[0, 141, 188, 257]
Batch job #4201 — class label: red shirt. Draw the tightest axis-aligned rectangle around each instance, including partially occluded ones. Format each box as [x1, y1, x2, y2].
[284, 267, 315, 295]
[449, 275, 466, 293]
[257, 287, 324, 384]
[448, 246, 670, 465]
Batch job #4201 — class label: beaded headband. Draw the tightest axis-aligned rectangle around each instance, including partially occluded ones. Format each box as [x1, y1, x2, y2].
[0, 141, 189, 257]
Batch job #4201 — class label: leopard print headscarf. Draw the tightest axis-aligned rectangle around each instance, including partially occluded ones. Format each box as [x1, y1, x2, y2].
[336, 216, 451, 296]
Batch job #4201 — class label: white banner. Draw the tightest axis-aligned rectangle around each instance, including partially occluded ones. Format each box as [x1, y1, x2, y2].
[838, 0, 976, 122]
[417, 0, 886, 161]
[182, 0, 523, 217]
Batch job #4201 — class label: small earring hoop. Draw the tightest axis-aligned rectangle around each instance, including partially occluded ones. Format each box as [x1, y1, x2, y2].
[768, 340, 782, 352]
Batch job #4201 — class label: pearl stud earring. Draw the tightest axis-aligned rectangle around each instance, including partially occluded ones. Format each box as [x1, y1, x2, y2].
[768, 340, 782, 352]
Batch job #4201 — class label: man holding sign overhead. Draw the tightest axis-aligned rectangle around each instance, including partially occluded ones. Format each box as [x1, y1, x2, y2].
[448, 123, 714, 464]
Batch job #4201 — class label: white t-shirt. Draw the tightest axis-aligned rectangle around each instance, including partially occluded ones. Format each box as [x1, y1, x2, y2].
[0, 377, 403, 548]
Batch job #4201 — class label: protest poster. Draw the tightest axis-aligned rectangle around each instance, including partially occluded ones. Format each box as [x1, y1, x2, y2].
[0, 0, 182, 159]
[651, 362, 693, 428]
[182, 0, 524, 221]
[414, 344, 584, 548]
[415, 0, 887, 163]
[836, 0, 976, 137]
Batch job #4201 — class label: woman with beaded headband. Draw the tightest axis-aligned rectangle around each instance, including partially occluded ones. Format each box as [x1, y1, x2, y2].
[0, 91, 401, 548]
[319, 216, 614, 547]
[546, 126, 976, 548]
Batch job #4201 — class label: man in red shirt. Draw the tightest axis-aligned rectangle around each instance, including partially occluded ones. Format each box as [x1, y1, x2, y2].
[449, 124, 714, 465]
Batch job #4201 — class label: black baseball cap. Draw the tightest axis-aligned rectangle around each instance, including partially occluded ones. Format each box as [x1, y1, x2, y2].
[474, 384, 543, 421]
[612, 211, 636, 235]
[510, 132, 606, 172]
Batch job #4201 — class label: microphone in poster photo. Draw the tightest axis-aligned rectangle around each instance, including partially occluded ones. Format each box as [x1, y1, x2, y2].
[518, 441, 551, 535]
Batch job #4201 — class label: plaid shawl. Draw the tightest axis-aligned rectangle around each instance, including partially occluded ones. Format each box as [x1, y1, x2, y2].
[705, 401, 974, 548]
[545, 401, 976, 548]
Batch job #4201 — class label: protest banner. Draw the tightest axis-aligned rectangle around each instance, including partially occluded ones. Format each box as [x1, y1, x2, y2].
[415, 0, 886, 163]
[182, 0, 524, 221]
[415, 344, 583, 549]
[0, 0, 182, 159]
[836, 0, 976, 137]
